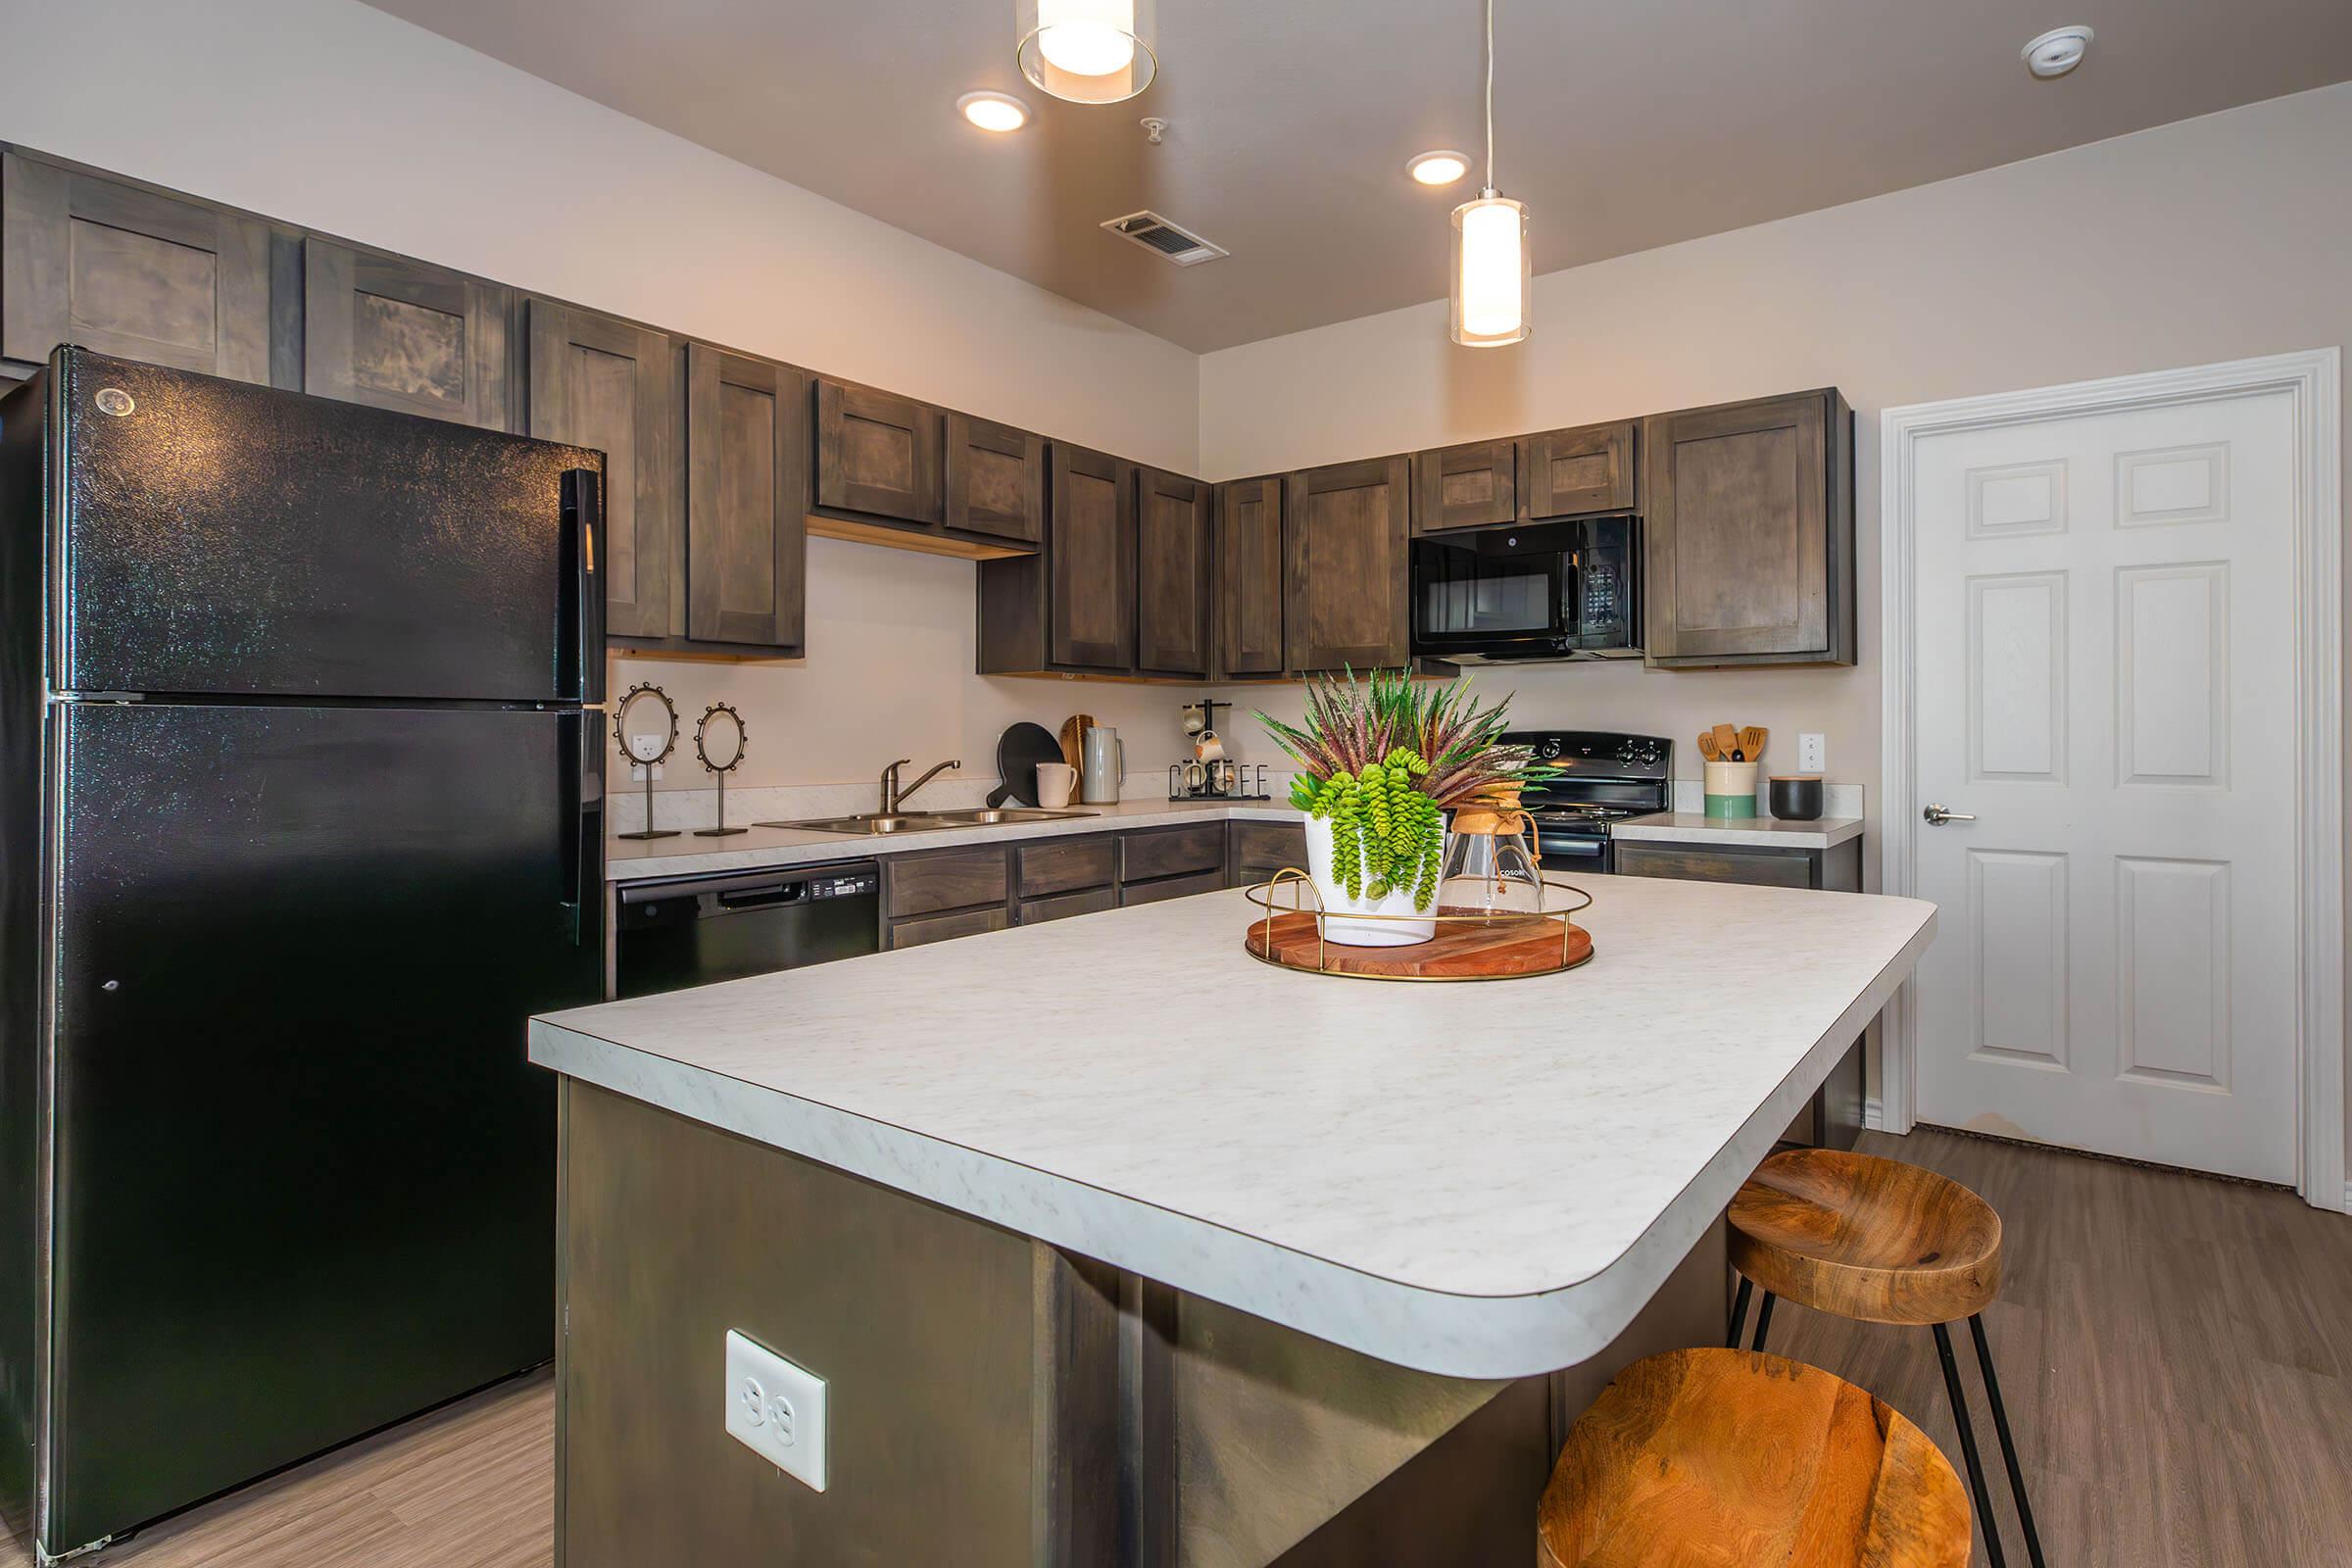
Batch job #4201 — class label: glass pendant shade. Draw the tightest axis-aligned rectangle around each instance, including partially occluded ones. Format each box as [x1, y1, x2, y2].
[1435, 796, 1546, 918]
[1017, 0, 1157, 105]
[1450, 193, 1531, 347]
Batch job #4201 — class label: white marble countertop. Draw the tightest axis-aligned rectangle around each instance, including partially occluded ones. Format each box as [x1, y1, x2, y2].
[606, 797, 1861, 881]
[1613, 812, 1864, 850]
[531, 876, 1935, 1378]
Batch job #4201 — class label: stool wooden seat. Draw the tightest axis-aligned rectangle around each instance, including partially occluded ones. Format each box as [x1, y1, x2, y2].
[1727, 1149, 2043, 1568]
[1537, 1348, 1971, 1568]
[1729, 1148, 2002, 1325]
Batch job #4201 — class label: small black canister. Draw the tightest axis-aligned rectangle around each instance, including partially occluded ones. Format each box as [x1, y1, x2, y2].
[1769, 774, 1825, 821]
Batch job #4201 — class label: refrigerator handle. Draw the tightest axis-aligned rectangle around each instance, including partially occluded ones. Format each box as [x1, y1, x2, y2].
[557, 710, 603, 946]
[560, 467, 606, 706]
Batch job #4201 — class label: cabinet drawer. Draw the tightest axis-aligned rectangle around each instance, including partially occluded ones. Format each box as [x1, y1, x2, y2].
[1119, 868, 1225, 907]
[1227, 821, 1306, 881]
[1019, 885, 1117, 925]
[887, 906, 1009, 950]
[1613, 842, 1813, 889]
[1019, 836, 1115, 899]
[1120, 824, 1225, 883]
[883, 847, 1008, 918]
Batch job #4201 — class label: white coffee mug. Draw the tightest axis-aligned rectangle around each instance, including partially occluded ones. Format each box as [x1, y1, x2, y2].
[1035, 761, 1077, 809]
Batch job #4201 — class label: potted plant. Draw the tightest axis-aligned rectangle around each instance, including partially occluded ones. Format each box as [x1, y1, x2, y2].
[1258, 669, 1545, 946]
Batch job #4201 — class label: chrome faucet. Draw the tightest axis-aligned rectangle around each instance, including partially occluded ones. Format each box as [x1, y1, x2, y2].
[879, 758, 959, 815]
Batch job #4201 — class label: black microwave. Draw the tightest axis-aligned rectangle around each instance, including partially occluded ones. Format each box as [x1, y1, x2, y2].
[1408, 515, 1642, 662]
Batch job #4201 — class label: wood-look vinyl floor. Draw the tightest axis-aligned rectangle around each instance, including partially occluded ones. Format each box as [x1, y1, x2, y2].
[4, 1127, 2346, 1567]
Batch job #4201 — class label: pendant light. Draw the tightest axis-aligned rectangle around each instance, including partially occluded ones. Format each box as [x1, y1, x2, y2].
[1017, 0, 1157, 105]
[1450, 0, 1530, 347]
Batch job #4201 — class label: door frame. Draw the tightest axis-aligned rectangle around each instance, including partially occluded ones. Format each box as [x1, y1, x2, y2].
[1877, 348, 2344, 1211]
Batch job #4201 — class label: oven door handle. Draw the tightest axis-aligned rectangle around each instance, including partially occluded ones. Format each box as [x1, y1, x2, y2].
[1535, 833, 1608, 859]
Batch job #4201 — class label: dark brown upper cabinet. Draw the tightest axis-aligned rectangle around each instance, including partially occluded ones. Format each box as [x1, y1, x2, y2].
[1413, 438, 1516, 533]
[814, 377, 943, 526]
[526, 301, 679, 642]
[944, 413, 1044, 546]
[1520, 419, 1636, 519]
[1286, 457, 1410, 672]
[1049, 444, 1136, 671]
[1134, 467, 1210, 678]
[685, 344, 807, 653]
[1642, 389, 1853, 667]
[1215, 476, 1284, 678]
[304, 239, 511, 428]
[2, 150, 273, 383]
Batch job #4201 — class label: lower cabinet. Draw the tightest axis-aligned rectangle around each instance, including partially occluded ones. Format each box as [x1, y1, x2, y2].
[1227, 820, 1307, 886]
[1020, 885, 1117, 925]
[1121, 868, 1224, 906]
[889, 906, 1010, 950]
[1612, 838, 1858, 892]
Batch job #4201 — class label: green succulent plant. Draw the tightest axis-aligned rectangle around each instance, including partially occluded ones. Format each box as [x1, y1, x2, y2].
[1261, 669, 1550, 913]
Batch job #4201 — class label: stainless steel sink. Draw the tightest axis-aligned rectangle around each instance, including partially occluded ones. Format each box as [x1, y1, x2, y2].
[760, 807, 1097, 836]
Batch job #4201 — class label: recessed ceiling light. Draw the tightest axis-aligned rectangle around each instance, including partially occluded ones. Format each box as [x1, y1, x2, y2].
[958, 90, 1032, 132]
[2021, 24, 2093, 79]
[1407, 150, 1470, 187]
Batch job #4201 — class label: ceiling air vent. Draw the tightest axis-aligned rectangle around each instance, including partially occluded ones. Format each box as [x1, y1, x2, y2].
[1101, 210, 1228, 267]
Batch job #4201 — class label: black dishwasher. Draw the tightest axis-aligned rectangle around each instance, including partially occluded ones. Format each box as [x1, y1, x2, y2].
[614, 861, 882, 999]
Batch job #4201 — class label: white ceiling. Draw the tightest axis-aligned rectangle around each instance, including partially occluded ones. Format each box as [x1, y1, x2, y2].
[365, 0, 2352, 352]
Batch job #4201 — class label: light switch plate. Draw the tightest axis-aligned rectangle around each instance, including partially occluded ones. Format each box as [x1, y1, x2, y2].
[723, 1330, 828, 1492]
[1798, 733, 1827, 773]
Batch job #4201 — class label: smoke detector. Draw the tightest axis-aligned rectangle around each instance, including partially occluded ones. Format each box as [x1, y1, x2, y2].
[2022, 25, 2093, 79]
[1101, 210, 1228, 267]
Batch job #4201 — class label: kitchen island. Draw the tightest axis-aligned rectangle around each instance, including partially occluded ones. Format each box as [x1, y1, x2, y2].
[531, 874, 1935, 1566]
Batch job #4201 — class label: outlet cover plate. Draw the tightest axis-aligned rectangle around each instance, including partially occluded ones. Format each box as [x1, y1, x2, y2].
[1798, 733, 1827, 773]
[724, 1329, 828, 1492]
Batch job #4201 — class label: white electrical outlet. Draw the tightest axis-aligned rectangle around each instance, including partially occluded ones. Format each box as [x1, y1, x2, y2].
[724, 1330, 828, 1492]
[629, 761, 664, 782]
[1798, 732, 1827, 773]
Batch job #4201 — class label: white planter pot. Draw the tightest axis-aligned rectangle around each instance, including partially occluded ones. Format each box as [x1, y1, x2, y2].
[1302, 814, 1446, 947]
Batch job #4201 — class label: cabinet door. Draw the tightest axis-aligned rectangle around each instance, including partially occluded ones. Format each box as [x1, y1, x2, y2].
[1049, 443, 1135, 671]
[686, 344, 806, 651]
[1135, 467, 1211, 677]
[1644, 393, 1830, 662]
[1520, 420, 1636, 518]
[527, 301, 678, 640]
[815, 378, 943, 524]
[1414, 438, 1517, 533]
[1285, 457, 1410, 672]
[1216, 476, 1285, 676]
[945, 413, 1043, 545]
[2, 151, 271, 381]
[304, 239, 510, 428]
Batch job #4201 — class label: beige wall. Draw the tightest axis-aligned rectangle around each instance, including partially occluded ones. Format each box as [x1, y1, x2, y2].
[0, 0, 1207, 792]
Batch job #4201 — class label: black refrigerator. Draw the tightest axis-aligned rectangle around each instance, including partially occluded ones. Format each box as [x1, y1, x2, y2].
[0, 348, 606, 1557]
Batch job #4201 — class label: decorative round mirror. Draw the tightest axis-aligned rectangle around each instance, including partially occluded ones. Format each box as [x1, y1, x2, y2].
[693, 702, 750, 838]
[612, 682, 681, 841]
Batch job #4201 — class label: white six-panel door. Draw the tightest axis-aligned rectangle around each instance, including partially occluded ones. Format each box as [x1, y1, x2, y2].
[1910, 390, 2299, 1182]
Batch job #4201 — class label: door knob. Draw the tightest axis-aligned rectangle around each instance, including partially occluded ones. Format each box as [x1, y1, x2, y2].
[1922, 803, 1977, 825]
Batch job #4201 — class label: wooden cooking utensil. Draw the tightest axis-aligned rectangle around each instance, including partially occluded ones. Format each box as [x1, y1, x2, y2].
[1711, 723, 1740, 760]
[1697, 732, 1723, 762]
[1057, 713, 1095, 771]
[1740, 726, 1768, 760]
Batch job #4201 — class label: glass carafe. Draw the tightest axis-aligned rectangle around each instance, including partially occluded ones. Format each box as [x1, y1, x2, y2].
[1436, 789, 1546, 919]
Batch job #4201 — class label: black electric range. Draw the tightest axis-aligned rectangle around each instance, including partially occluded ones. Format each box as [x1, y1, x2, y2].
[1503, 729, 1673, 873]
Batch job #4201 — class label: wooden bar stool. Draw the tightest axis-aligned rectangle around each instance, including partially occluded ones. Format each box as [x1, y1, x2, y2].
[1728, 1149, 2044, 1568]
[1538, 1347, 1971, 1567]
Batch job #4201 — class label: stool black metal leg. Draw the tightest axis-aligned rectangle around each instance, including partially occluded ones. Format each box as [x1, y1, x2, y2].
[1969, 1313, 2046, 1568]
[1749, 1291, 1776, 1353]
[1933, 1321, 2007, 1568]
[1727, 1277, 1752, 1349]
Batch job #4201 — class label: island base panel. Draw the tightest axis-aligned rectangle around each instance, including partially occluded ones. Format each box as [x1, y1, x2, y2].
[556, 1080, 1727, 1567]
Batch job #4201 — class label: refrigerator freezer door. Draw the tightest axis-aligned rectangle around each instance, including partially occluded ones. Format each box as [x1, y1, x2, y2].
[42, 702, 601, 1552]
[55, 350, 604, 703]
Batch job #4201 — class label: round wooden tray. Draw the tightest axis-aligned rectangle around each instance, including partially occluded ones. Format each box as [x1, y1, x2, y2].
[1242, 875, 1595, 982]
